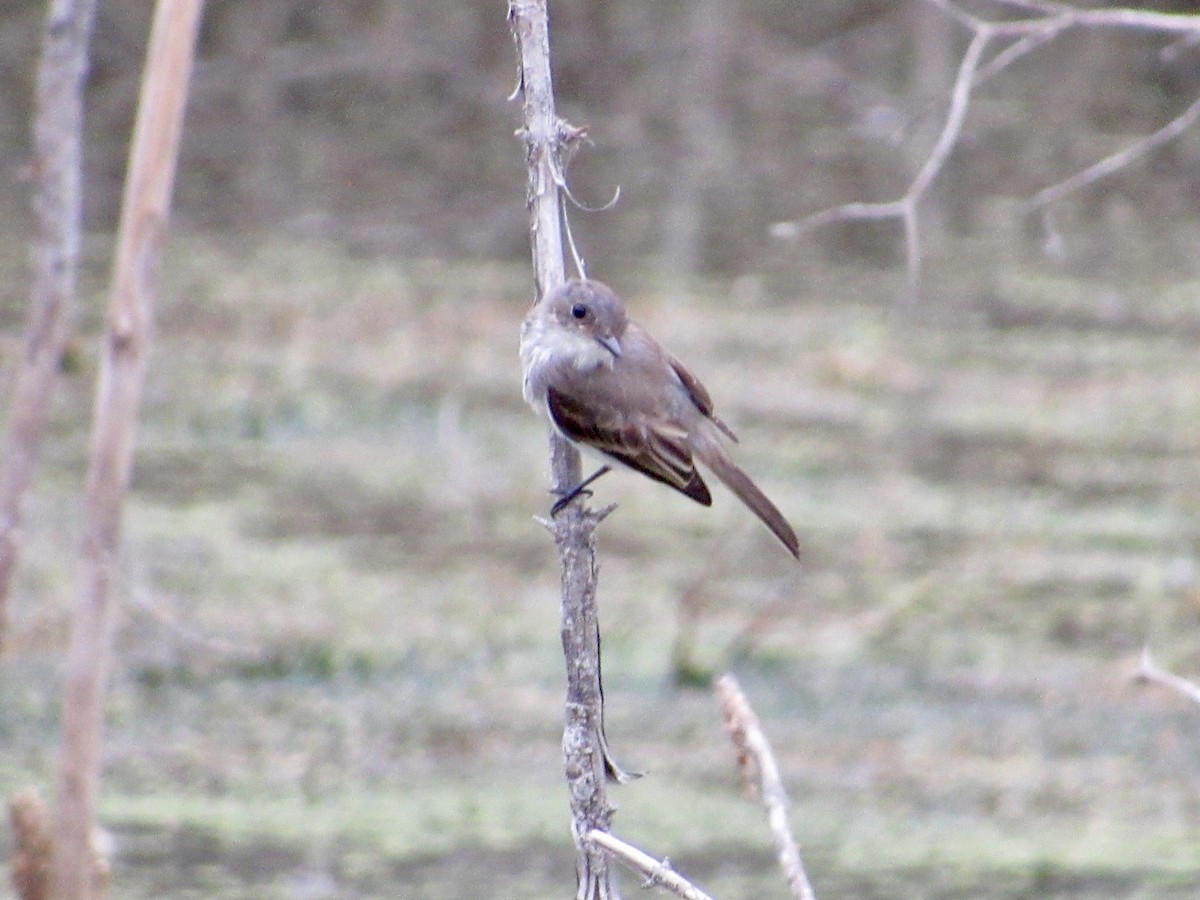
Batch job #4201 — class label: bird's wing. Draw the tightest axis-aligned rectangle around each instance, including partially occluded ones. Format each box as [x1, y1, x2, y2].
[546, 385, 712, 506]
[667, 355, 738, 443]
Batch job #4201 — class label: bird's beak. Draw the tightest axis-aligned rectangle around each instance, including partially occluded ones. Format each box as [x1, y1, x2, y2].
[596, 334, 622, 358]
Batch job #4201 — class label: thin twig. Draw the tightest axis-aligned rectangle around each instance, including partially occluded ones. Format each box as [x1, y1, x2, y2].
[1134, 647, 1200, 706]
[993, 2, 1200, 34]
[772, 22, 991, 291]
[716, 674, 817, 900]
[586, 831, 715, 900]
[773, 1, 1200, 290]
[1022, 93, 1200, 212]
[975, 21, 1069, 83]
[911, 28, 989, 200]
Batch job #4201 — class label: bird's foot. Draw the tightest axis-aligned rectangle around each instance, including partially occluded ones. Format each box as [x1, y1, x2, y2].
[550, 485, 593, 516]
[549, 465, 612, 516]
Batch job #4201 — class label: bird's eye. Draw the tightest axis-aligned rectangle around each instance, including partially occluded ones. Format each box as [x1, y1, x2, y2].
[570, 303, 588, 320]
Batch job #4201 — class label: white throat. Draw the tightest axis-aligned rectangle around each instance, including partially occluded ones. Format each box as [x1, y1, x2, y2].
[520, 315, 616, 412]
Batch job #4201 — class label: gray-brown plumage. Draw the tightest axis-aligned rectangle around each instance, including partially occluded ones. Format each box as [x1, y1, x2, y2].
[521, 279, 800, 558]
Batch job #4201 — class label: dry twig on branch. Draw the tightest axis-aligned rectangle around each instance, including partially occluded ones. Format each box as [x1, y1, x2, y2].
[50, 2, 203, 898]
[716, 674, 817, 900]
[508, 2, 623, 897]
[586, 830, 716, 900]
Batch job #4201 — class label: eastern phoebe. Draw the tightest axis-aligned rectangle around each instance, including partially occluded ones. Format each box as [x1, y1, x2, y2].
[521, 279, 800, 558]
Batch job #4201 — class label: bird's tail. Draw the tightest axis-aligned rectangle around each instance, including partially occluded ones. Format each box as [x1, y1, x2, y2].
[699, 445, 800, 558]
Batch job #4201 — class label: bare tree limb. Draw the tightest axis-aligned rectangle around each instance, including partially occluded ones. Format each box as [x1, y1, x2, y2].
[992, 2, 1200, 34]
[772, 25, 990, 293]
[1134, 647, 1200, 706]
[716, 674, 817, 900]
[1023, 93, 1200, 212]
[586, 830, 716, 900]
[772, 1, 1200, 292]
[49, 2, 203, 898]
[0, 0, 100, 651]
[508, 2, 622, 897]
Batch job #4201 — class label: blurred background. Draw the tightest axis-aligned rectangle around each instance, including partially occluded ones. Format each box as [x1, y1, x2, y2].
[3, 0, 1200, 897]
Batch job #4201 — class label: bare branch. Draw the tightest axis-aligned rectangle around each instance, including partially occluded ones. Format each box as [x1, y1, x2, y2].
[773, 1, 1200, 289]
[126, 587, 264, 661]
[1023, 93, 1200, 212]
[975, 24, 1068, 83]
[716, 674, 817, 900]
[769, 199, 906, 238]
[913, 28, 988, 196]
[561, 193, 589, 281]
[994, 2, 1200, 34]
[772, 20, 991, 291]
[1134, 647, 1200, 707]
[586, 831, 716, 900]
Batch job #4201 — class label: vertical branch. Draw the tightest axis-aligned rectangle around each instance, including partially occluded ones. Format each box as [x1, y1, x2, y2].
[509, 0, 567, 303]
[10, 789, 53, 900]
[0, 0, 100, 651]
[508, 2, 620, 898]
[49, 2, 203, 898]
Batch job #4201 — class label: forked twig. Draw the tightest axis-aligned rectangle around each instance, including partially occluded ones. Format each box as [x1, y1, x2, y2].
[771, 26, 991, 291]
[586, 830, 715, 900]
[1023, 93, 1200, 212]
[773, 1, 1200, 290]
[716, 674, 817, 900]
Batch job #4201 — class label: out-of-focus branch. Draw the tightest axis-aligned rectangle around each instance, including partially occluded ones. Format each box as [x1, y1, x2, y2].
[0, 0, 99, 651]
[991, 1, 1200, 33]
[771, 26, 990, 292]
[772, 1, 1200, 292]
[716, 674, 817, 900]
[1023, 94, 1200, 212]
[1134, 647, 1200, 706]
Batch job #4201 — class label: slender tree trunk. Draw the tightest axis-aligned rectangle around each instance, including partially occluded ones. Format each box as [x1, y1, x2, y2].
[49, 2, 203, 898]
[661, 0, 731, 279]
[0, 0, 99, 652]
[508, 2, 620, 897]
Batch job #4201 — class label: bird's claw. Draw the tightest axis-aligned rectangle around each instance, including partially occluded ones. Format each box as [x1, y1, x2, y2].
[550, 486, 593, 516]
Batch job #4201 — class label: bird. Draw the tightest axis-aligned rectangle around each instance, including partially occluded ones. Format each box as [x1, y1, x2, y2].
[520, 278, 800, 558]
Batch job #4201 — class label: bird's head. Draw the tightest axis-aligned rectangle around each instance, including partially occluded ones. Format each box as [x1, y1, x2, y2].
[544, 280, 627, 359]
